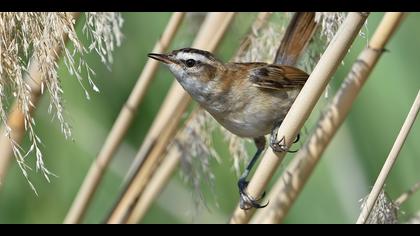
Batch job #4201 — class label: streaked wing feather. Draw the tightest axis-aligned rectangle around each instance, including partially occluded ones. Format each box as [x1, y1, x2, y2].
[250, 64, 309, 90]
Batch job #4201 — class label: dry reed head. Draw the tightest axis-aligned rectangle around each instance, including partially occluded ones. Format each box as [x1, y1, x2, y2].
[297, 12, 346, 73]
[296, 12, 347, 100]
[0, 12, 123, 190]
[83, 12, 124, 67]
[315, 13, 346, 43]
[175, 108, 220, 207]
[234, 15, 290, 63]
[360, 189, 399, 224]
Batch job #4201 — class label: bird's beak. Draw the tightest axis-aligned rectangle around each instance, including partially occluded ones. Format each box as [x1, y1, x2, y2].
[148, 53, 175, 64]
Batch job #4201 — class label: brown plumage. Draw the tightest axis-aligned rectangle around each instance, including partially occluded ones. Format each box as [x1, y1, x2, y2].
[198, 61, 309, 138]
[148, 48, 309, 210]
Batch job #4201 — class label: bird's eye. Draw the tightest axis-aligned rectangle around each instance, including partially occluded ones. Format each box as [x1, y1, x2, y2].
[185, 59, 196, 67]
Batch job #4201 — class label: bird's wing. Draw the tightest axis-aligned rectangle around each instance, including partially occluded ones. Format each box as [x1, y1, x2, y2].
[249, 64, 309, 90]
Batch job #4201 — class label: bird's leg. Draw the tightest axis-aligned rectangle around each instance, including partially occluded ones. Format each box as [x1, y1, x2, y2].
[238, 136, 269, 210]
[270, 120, 300, 153]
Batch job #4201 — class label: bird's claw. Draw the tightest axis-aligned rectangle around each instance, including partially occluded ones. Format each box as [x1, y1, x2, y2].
[270, 136, 298, 153]
[238, 179, 268, 210]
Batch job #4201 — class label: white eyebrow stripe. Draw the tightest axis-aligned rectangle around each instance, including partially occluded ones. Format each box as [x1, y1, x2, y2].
[177, 52, 212, 64]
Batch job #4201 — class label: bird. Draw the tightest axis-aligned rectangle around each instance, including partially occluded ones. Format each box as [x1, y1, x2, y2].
[148, 47, 309, 210]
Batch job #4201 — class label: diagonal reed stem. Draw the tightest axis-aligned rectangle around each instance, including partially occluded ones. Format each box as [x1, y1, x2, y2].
[230, 12, 369, 224]
[357, 89, 419, 224]
[250, 12, 406, 224]
[0, 12, 80, 185]
[106, 12, 235, 224]
[63, 13, 185, 224]
[124, 12, 274, 223]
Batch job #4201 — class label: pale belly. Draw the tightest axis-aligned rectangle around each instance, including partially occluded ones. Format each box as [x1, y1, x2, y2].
[213, 113, 278, 137]
[207, 97, 293, 138]
[200, 88, 300, 138]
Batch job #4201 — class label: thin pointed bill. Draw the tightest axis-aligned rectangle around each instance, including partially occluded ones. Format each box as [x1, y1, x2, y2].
[148, 53, 175, 64]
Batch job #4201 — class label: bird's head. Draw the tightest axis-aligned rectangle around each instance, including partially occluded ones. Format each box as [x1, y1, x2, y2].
[148, 48, 225, 103]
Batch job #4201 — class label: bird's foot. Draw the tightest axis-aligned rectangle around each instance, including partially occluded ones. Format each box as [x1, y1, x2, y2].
[270, 135, 299, 153]
[238, 178, 268, 210]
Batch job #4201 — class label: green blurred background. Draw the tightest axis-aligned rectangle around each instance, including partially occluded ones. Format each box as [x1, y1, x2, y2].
[0, 12, 419, 223]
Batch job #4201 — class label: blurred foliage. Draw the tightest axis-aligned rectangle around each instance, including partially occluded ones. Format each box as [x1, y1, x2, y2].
[0, 12, 419, 224]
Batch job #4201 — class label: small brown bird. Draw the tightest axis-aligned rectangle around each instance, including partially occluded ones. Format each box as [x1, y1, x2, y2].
[148, 48, 308, 210]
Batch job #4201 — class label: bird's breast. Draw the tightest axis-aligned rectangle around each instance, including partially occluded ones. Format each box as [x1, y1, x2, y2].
[205, 90, 297, 138]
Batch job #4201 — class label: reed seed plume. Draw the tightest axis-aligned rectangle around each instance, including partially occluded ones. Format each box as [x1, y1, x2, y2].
[360, 189, 399, 224]
[175, 108, 220, 207]
[0, 12, 123, 188]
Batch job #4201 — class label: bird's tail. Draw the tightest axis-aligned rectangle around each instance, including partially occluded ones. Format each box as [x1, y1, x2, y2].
[275, 12, 318, 66]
